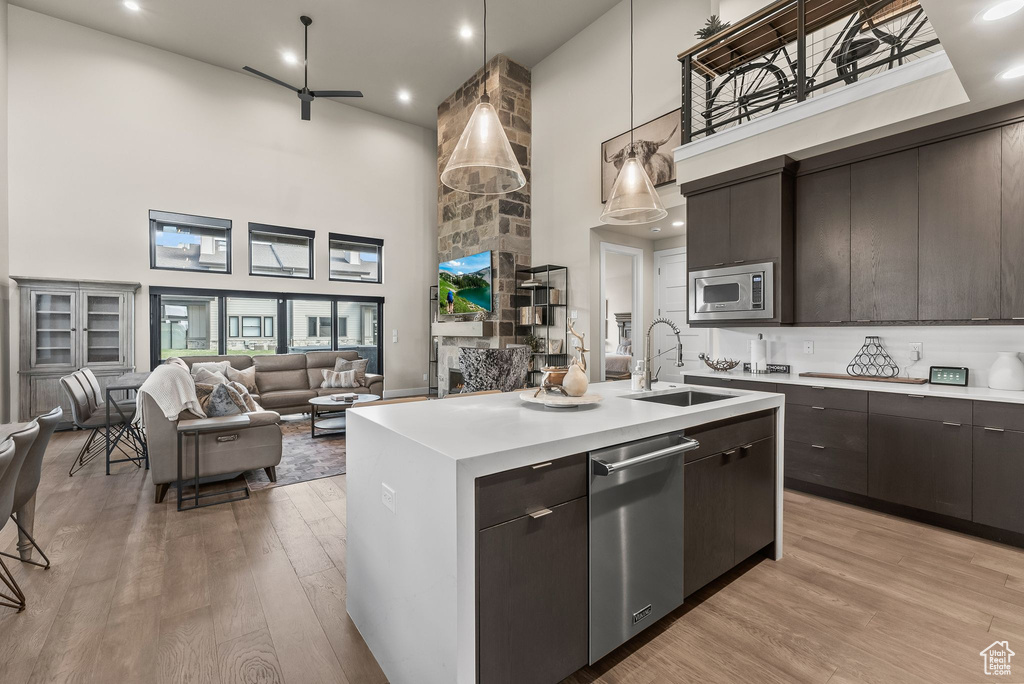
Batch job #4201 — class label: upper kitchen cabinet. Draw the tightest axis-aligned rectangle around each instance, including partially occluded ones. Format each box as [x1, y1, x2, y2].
[1002, 122, 1024, 319]
[850, 149, 919, 322]
[918, 130, 1002, 321]
[682, 157, 796, 270]
[795, 166, 851, 324]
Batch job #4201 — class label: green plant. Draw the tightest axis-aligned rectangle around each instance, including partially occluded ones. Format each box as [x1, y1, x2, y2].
[524, 334, 542, 353]
[695, 14, 731, 40]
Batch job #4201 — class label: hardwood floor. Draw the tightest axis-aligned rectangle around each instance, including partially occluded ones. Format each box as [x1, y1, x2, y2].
[2, 430, 1024, 683]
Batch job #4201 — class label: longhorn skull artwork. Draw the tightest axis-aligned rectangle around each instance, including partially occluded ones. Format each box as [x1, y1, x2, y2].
[600, 109, 681, 203]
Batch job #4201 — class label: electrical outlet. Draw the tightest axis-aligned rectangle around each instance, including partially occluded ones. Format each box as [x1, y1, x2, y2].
[392, 329, 398, 343]
[803, 340, 814, 355]
[909, 342, 923, 361]
[571, 309, 578, 319]
[381, 483, 396, 514]
[423, 373, 428, 381]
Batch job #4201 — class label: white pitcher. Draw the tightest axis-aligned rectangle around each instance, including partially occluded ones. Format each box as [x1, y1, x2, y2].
[987, 351, 1024, 391]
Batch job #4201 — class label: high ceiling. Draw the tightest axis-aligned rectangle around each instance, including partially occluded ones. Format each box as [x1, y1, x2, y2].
[9, 0, 620, 129]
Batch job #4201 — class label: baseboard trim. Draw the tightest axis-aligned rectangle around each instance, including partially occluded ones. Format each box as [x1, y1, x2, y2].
[383, 386, 429, 399]
[785, 478, 1024, 550]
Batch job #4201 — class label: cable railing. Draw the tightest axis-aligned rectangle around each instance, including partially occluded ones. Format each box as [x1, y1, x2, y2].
[678, 0, 941, 144]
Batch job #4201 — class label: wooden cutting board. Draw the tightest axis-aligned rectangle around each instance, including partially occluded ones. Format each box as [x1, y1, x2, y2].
[798, 372, 929, 385]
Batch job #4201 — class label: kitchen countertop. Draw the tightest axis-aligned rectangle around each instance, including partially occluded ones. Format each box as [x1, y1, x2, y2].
[345, 381, 786, 684]
[683, 368, 1024, 404]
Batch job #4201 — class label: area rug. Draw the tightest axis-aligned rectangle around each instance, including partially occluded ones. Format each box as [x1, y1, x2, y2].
[244, 416, 346, 491]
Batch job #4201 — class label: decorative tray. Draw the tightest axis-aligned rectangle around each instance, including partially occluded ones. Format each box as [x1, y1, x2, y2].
[519, 390, 603, 409]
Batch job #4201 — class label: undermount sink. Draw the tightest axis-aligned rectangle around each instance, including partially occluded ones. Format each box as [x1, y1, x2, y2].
[629, 390, 734, 407]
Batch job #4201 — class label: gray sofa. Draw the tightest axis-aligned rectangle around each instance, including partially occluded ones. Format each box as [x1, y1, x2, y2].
[177, 350, 384, 415]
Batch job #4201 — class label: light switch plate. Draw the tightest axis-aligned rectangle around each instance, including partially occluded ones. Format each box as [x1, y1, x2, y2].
[803, 341, 814, 354]
[381, 483, 396, 514]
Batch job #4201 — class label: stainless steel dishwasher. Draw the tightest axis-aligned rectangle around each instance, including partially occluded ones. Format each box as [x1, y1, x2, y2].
[589, 431, 699, 664]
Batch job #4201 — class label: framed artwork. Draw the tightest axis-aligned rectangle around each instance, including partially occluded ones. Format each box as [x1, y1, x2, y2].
[601, 108, 681, 203]
[548, 339, 563, 354]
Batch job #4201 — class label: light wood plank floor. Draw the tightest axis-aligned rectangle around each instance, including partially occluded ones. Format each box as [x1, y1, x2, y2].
[1, 430, 1024, 683]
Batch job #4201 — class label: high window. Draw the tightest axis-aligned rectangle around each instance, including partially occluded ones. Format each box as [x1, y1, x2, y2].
[329, 233, 383, 283]
[150, 210, 231, 273]
[249, 223, 314, 279]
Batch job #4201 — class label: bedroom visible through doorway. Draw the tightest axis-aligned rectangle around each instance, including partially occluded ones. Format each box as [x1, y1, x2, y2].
[599, 243, 642, 382]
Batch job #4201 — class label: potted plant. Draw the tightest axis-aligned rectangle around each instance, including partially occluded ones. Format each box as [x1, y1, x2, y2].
[695, 14, 731, 40]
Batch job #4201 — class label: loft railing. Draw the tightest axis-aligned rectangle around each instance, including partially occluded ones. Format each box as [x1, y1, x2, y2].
[678, 0, 941, 144]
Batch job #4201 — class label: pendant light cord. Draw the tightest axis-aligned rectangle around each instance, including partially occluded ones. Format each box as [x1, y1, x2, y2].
[304, 21, 309, 89]
[481, 0, 489, 102]
[629, 0, 634, 149]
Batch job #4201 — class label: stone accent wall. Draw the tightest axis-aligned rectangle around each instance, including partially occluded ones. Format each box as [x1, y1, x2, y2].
[436, 55, 531, 392]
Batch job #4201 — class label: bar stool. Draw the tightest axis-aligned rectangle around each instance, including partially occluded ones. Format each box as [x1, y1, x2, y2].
[0, 421, 40, 612]
[1, 408, 62, 569]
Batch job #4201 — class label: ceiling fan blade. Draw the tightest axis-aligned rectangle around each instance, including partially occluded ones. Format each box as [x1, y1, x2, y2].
[311, 90, 364, 98]
[243, 66, 300, 92]
[301, 99, 311, 121]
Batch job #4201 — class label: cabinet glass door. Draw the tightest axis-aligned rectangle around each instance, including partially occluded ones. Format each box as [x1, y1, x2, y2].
[32, 290, 76, 367]
[82, 292, 124, 365]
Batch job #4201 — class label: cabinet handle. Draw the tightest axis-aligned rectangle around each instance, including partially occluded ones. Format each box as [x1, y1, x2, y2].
[724, 449, 738, 455]
[528, 508, 553, 519]
[811, 406, 825, 410]
[828, 320, 843, 324]
[971, 317, 990, 322]
[733, 260, 745, 264]
[811, 386, 825, 390]
[856, 319, 871, 323]
[741, 444, 753, 450]
[942, 422, 961, 427]
[811, 444, 826, 449]
[1013, 318, 1024, 321]
[531, 462, 552, 470]
[908, 395, 924, 399]
[984, 426, 1005, 432]
[713, 262, 726, 266]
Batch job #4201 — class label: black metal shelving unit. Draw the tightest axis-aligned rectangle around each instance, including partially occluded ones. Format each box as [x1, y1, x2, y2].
[515, 264, 569, 388]
[428, 285, 439, 396]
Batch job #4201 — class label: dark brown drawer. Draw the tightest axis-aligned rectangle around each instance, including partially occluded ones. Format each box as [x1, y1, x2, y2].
[685, 375, 777, 393]
[784, 441, 867, 495]
[780, 384, 867, 412]
[973, 401, 1024, 432]
[682, 410, 775, 464]
[786, 405, 867, 452]
[476, 453, 587, 530]
[869, 392, 972, 425]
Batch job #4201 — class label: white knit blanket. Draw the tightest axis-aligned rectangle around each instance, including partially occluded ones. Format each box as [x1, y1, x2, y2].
[137, 363, 206, 422]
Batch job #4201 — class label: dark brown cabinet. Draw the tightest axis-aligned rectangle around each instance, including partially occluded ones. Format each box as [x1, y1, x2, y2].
[731, 176, 783, 265]
[786, 405, 867, 452]
[785, 441, 867, 495]
[795, 166, 851, 323]
[868, 414, 972, 520]
[686, 187, 731, 269]
[973, 426, 1024, 534]
[1002, 123, 1024, 319]
[918, 130, 1002, 321]
[851, 149, 919, 322]
[733, 438, 776, 562]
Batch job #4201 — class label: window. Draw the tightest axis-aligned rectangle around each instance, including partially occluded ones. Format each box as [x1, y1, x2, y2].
[242, 316, 262, 337]
[150, 210, 231, 273]
[158, 294, 219, 359]
[336, 302, 380, 373]
[228, 316, 240, 338]
[337, 317, 348, 338]
[291, 301, 333, 351]
[329, 233, 383, 283]
[263, 316, 274, 337]
[249, 223, 314, 279]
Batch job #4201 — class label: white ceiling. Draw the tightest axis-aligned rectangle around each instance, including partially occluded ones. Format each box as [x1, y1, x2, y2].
[9, 0, 620, 129]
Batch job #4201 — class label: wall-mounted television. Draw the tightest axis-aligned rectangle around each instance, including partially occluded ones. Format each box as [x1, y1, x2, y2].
[439, 250, 492, 315]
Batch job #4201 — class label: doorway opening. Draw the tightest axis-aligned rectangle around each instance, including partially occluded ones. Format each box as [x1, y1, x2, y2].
[599, 243, 643, 382]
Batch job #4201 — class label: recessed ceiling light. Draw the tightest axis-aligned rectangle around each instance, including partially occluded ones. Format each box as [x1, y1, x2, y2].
[983, 0, 1024, 21]
[282, 51, 299, 65]
[1001, 64, 1024, 79]
[650, 226, 662, 233]
[459, 25, 473, 39]
[672, 221, 684, 227]
[398, 89, 412, 103]
[123, 0, 140, 10]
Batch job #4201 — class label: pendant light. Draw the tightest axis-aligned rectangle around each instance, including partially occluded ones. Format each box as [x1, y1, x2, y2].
[600, 0, 668, 225]
[440, 0, 527, 195]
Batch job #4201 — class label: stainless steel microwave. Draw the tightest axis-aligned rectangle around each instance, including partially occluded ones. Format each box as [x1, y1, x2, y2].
[689, 262, 774, 321]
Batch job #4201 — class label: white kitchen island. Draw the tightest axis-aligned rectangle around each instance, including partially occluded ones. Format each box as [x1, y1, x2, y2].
[345, 380, 785, 684]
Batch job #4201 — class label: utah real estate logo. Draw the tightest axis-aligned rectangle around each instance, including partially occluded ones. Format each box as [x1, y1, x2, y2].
[980, 641, 1015, 676]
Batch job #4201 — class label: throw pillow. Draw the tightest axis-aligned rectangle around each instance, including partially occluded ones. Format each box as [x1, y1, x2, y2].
[204, 384, 242, 417]
[194, 368, 229, 386]
[322, 368, 358, 388]
[191, 360, 231, 377]
[227, 381, 262, 412]
[333, 358, 369, 386]
[225, 365, 257, 392]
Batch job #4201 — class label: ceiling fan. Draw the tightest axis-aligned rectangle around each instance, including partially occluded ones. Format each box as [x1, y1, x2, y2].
[243, 15, 363, 121]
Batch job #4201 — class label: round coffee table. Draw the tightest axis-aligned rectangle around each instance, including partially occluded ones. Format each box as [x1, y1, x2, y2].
[308, 394, 380, 438]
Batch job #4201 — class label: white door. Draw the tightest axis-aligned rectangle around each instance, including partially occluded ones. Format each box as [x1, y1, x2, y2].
[654, 249, 706, 383]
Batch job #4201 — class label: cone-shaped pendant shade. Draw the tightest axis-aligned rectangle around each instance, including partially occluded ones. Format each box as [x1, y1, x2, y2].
[600, 155, 668, 225]
[441, 99, 526, 195]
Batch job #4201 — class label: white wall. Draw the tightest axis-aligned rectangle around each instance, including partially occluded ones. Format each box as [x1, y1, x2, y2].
[533, 0, 712, 379]
[0, 2, 8, 422]
[714, 326, 1024, 388]
[6, 7, 437, 414]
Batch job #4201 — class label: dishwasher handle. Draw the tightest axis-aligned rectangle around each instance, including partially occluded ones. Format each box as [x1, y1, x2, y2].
[591, 438, 700, 476]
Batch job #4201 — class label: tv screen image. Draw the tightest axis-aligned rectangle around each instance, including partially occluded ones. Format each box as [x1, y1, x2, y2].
[439, 250, 492, 315]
